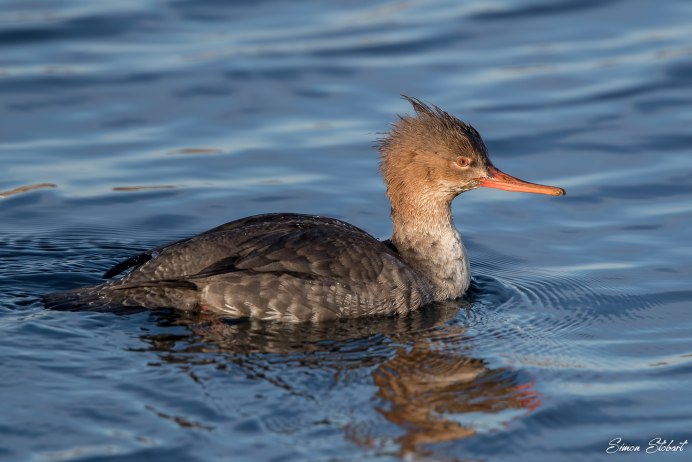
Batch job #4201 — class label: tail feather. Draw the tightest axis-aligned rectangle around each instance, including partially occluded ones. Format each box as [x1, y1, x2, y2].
[42, 280, 200, 313]
[41, 284, 126, 312]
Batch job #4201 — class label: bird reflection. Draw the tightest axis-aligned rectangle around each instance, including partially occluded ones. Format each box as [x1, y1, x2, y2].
[133, 301, 539, 459]
[368, 335, 539, 457]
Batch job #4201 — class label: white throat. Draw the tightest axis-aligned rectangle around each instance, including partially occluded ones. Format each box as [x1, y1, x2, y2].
[390, 198, 470, 300]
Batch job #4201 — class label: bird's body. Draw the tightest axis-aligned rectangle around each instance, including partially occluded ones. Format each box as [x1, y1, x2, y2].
[43, 97, 564, 321]
[80, 213, 438, 322]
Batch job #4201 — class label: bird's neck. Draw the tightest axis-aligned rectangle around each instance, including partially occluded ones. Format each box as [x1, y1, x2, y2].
[389, 193, 470, 300]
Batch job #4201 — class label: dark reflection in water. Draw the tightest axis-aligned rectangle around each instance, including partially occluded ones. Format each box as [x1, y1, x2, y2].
[130, 301, 538, 459]
[369, 339, 537, 456]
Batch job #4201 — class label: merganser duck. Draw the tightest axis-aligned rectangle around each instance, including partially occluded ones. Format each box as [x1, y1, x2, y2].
[43, 96, 564, 321]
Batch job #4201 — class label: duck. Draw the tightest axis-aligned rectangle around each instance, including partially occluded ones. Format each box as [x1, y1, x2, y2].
[43, 96, 565, 322]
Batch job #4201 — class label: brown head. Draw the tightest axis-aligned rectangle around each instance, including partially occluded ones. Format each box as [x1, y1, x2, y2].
[378, 96, 565, 209]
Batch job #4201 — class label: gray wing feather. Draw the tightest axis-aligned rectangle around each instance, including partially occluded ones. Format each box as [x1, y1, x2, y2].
[102, 213, 432, 320]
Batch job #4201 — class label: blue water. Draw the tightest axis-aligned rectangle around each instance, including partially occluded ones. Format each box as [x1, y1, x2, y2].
[2, 1, 692, 461]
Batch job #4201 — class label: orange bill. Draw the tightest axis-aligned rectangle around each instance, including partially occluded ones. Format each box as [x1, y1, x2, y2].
[477, 166, 565, 196]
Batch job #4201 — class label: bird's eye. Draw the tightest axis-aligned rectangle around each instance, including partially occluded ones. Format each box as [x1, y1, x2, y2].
[456, 156, 471, 168]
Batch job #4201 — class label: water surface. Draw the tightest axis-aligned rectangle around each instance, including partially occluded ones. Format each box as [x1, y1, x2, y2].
[2, 1, 692, 461]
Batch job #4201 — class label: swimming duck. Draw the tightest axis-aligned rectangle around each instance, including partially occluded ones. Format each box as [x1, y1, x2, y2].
[43, 96, 564, 321]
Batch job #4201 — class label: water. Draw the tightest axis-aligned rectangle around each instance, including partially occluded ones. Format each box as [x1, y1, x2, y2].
[1, 0, 691, 460]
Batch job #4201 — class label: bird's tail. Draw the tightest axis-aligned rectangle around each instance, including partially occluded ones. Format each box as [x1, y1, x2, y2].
[41, 284, 119, 312]
[42, 280, 200, 313]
